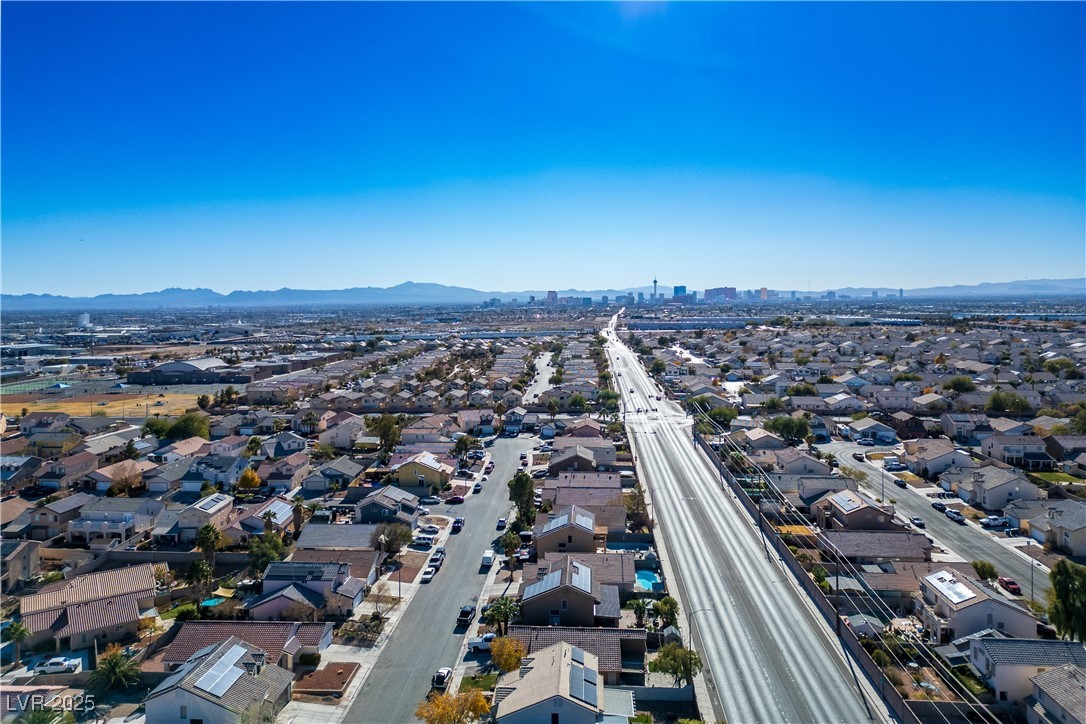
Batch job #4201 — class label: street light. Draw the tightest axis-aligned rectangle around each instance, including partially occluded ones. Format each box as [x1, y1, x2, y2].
[687, 605, 714, 650]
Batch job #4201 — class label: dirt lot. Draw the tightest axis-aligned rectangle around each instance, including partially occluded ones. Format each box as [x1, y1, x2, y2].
[3, 392, 200, 419]
[294, 662, 360, 696]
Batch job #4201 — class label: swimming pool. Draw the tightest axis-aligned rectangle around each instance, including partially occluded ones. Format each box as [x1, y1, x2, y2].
[200, 597, 225, 607]
[635, 570, 662, 591]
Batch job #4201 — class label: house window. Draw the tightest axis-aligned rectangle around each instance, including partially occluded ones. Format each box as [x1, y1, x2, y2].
[551, 715, 559, 724]
[561, 599, 568, 610]
[180, 706, 187, 719]
[80, 634, 87, 644]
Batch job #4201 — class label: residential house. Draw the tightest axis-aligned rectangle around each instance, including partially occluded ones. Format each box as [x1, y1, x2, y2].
[181, 455, 247, 493]
[915, 569, 1037, 645]
[547, 446, 598, 475]
[507, 627, 647, 686]
[814, 490, 897, 531]
[1025, 664, 1086, 724]
[301, 456, 364, 493]
[969, 638, 1086, 704]
[390, 451, 452, 487]
[317, 416, 370, 450]
[889, 412, 927, 440]
[86, 458, 158, 493]
[160, 621, 333, 673]
[941, 466, 1040, 511]
[874, 388, 913, 411]
[902, 439, 976, 478]
[29, 492, 95, 540]
[0, 455, 43, 492]
[841, 417, 896, 443]
[258, 432, 307, 459]
[35, 451, 97, 491]
[344, 485, 420, 527]
[256, 451, 310, 493]
[534, 506, 598, 556]
[1032, 504, 1086, 556]
[458, 409, 496, 437]
[519, 561, 620, 628]
[818, 530, 933, 564]
[770, 448, 833, 476]
[18, 412, 72, 436]
[913, 392, 950, 411]
[177, 494, 234, 543]
[983, 436, 1056, 471]
[223, 496, 295, 546]
[144, 457, 197, 493]
[291, 409, 336, 435]
[728, 427, 786, 451]
[941, 413, 994, 446]
[143, 636, 294, 724]
[67, 496, 164, 543]
[247, 561, 365, 620]
[209, 435, 249, 457]
[550, 438, 617, 468]
[1, 539, 40, 593]
[503, 406, 527, 434]
[150, 437, 211, 464]
[25, 431, 82, 460]
[529, 552, 638, 598]
[566, 418, 603, 438]
[19, 562, 164, 652]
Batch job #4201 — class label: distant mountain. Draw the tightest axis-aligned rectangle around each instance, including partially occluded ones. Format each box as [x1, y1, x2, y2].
[1, 278, 1080, 311]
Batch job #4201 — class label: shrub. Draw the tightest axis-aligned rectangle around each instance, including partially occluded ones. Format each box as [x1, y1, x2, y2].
[297, 653, 321, 667]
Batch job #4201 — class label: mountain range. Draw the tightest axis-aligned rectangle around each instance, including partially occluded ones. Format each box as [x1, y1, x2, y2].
[2, 278, 1082, 311]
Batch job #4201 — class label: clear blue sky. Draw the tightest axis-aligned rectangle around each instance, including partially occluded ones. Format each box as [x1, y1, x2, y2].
[3, 2, 1083, 296]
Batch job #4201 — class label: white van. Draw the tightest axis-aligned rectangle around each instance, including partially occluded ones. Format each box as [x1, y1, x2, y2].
[481, 550, 495, 567]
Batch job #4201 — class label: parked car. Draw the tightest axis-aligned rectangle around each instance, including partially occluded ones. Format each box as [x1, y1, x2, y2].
[428, 554, 444, 569]
[34, 657, 78, 674]
[931, 501, 947, 512]
[473, 483, 483, 494]
[431, 667, 452, 691]
[945, 509, 966, 523]
[910, 517, 925, 528]
[852, 452, 865, 461]
[447, 495, 465, 504]
[421, 567, 437, 583]
[420, 524, 440, 535]
[468, 632, 497, 653]
[451, 517, 464, 532]
[998, 576, 1022, 595]
[420, 496, 442, 505]
[457, 605, 477, 625]
[857, 438, 875, 447]
[496, 518, 507, 530]
[980, 516, 1008, 528]
[531, 469, 548, 479]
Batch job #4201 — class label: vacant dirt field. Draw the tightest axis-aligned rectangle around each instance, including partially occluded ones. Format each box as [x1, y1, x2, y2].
[4, 393, 201, 419]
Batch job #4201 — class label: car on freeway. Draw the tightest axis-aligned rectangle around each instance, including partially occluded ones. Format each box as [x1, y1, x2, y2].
[931, 501, 947, 512]
[998, 577, 1022, 595]
[496, 517, 507, 530]
[420, 567, 437, 583]
[451, 517, 464, 532]
[35, 657, 79, 674]
[910, 517, 925, 528]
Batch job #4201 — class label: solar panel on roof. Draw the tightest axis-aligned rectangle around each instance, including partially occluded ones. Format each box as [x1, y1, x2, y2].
[193, 644, 247, 697]
[584, 667, 597, 684]
[570, 562, 591, 593]
[571, 646, 585, 664]
[569, 664, 584, 700]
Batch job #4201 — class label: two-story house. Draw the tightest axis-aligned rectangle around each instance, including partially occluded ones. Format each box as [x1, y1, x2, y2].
[29, 492, 96, 540]
[982, 436, 1057, 471]
[519, 561, 620, 628]
[67, 496, 164, 543]
[180, 455, 247, 492]
[247, 561, 365, 620]
[915, 569, 1037, 645]
[177, 493, 234, 542]
[36, 451, 98, 491]
[534, 506, 598, 556]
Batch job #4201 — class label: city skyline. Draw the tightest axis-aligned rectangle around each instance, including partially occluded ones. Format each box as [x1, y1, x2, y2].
[3, 2, 1084, 296]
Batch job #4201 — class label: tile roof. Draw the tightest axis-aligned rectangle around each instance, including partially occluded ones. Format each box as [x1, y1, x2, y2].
[494, 642, 599, 718]
[20, 562, 161, 615]
[1030, 664, 1086, 717]
[163, 621, 332, 665]
[247, 583, 327, 611]
[976, 638, 1086, 668]
[508, 626, 646, 674]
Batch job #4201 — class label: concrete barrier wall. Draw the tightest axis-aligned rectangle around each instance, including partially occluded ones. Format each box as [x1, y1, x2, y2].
[104, 550, 251, 566]
[614, 684, 694, 702]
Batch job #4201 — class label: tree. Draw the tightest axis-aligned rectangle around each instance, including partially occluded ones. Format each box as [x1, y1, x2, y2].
[370, 522, 413, 556]
[653, 596, 679, 629]
[1049, 559, 1086, 642]
[546, 399, 558, 422]
[491, 636, 527, 673]
[1071, 409, 1086, 435]
[764, 415, 809, 441]
[453, 435, 478, 458]
[840, 466, 869, 485]
[569, 394, 587, 412]
[238, 468, 261, 489]
[249, 533, 287, 573]
[108, 467, 142, 497]
[507, 471, 535, 524]
[4, 621, 29, 664]
[238, 701, 279, 724]
[499, 531, 521, 573]
[943, 376, 977, 393]
[262, 511, 276, 535]
[650, 360, 667, 376]
[88, 644, 141, 692]
[196, 394, 212, 410]
[630, 598, 649, 628]
[196, 523, 224, 569]
[415, 690, 490, 724]
[366, 414, 402, 453]
[486, 596, 520, 637]
[167, 412, 210, 441]
[786, 383, 818, 397]
[763, 396, 784, 412]
[187, 558, 213, 599]
[648, 642, 703, 687]
[122, 438, 139, 460]
[142, 417, 171, 438]
[971, 560, 997, 581]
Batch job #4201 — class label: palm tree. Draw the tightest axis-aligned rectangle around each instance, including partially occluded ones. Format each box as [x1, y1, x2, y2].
[5, 621, 29, 665]
[195, 524, 223, 569]
[292, 496, 305, 539]
[485, 596, 520, 637]
[494, 401, 507, 433]
[187, 559, 213, 601]
[499, 531, 521, 575]
[547, 399, 558, 423]
[88, 644, 141, 692]
[630, 599, 649, 628]
[17, 710, 73, 724]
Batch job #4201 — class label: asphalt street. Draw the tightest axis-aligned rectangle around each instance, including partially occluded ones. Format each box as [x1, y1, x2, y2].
[344, 435, 536, 724]
[824, 440, 1052, 602]
[606, 319, 891, 724]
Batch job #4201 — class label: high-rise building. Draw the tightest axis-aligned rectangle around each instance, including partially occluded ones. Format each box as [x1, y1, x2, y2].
[724, 287, 737, 301]
[673, 285, 687, 298]
[601, 296, 609, 305]
[653, 277, 658, 300]
[582, 297, 592, 306]
[899, 288, 904, 298]
[529, 295, 536, 304]
[704, 287, 726, 301]
[872, 290, 879, 299]
[790, 290, 797, 300]
[759, 287, 768, 300]
[637, 292, 644, 304]
[825, 290, 837, 300]
[546, 290, 558, 305]
[78, 312, 90, 328]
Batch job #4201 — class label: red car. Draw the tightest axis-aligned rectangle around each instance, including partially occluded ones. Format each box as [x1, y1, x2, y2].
[998, 577, 1022, 595]
[446, 495, 465, 504]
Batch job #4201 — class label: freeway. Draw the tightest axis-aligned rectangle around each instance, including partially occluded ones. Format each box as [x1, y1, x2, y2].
[824, 440, 1051, 602]
[606, 320, 890, 724]
[344, 435, 536, 724]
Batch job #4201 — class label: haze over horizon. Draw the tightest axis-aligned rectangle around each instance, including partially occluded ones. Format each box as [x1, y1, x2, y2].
[3, 2, 1084, 297]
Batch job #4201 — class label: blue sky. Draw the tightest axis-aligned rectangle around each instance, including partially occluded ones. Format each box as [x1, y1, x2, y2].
[3, 2, 1083, 296]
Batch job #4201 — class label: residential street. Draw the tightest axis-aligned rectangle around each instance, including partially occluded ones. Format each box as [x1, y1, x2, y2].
[522, 350, 554, 402]
[605, 319, 891, 724]
[343, 435, 536, 724]
[824, 440, 1052, 602]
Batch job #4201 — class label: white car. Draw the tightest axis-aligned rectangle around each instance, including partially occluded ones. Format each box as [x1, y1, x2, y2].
[420, 524, 441, 535]
[35, 657, 79, 674]
[421, 567, 437, 583]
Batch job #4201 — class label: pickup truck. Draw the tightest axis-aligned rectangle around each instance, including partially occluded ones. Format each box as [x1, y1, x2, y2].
[457, 605, 476, 626]
[34, 657, 79, 674]
[431, 667, 452, 692]
[980, 516, 1008, 528]
[468, 632, 497, 653]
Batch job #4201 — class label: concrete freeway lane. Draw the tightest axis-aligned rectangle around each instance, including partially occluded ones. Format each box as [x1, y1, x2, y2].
[605, 321, 890, 724]
[824, 440, 1051, 602]
[344, 435, 536, 724]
